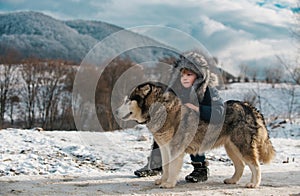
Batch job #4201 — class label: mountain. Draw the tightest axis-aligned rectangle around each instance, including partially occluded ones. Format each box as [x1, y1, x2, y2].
[0, 11, 228, 85]
[0, 11, 175, 63]
[0, 12, 97, 62]
[65, 20, 123, 41]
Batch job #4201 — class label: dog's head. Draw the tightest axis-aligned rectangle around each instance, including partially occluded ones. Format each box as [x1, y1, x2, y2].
[115, 82, 171, 124]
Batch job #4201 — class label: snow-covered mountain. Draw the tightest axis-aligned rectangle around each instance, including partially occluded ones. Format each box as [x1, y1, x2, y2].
[0, 11, 176, 63]
[65, 20, 122, 41]
[0, 12, 96, 62]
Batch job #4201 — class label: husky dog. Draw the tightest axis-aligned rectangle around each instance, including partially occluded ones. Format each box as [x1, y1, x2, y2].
[116, 82, 275, 188]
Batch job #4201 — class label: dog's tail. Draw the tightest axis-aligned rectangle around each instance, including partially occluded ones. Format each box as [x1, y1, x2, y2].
[247, 103, 276, 163]
[259, 136, 276, 164]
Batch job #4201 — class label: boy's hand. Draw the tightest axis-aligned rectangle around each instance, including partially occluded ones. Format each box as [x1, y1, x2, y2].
[184, 103, 199, 113]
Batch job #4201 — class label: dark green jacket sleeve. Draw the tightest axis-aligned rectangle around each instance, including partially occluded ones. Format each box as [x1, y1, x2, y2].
[199, 87, 224, 123]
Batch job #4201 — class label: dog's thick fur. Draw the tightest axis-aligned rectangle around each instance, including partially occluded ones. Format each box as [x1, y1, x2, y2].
[116, 82, 275, 188]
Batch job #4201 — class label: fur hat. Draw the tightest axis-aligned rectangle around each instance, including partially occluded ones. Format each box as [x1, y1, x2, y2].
[169, 50, 218, 102]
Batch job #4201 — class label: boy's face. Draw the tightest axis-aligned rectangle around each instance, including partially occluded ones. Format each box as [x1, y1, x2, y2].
[180, 69, 197, 88]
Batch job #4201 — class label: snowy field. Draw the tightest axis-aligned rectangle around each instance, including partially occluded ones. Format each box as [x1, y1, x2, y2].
[0, 83, 300, 195]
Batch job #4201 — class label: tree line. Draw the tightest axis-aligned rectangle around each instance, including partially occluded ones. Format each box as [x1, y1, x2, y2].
[0, 49, 143, 131]
[1, 47, 299, 131]
[0, 57, 76, 130]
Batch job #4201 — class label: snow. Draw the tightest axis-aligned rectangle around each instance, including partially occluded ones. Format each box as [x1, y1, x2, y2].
[0, 128, 299, 195]
[1, 83, 300, 195]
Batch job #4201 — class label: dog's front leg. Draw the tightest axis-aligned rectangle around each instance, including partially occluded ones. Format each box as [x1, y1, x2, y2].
[155, 145, 169, 186]
[162, 152, 185, 188]
[159, 148, 185, 188]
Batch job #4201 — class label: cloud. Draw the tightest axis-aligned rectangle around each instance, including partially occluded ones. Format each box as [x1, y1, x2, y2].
[201, 16, 227, 37]
[0, 0, 297, 76]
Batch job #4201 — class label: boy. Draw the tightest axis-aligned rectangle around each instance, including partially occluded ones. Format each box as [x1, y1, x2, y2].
[134, 51, 224, 183]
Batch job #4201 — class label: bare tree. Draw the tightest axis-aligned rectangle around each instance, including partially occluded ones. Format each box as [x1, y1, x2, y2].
[0, 49, 19, 128]
[20, 58, 40, 128]
[264, 65, 283, 87]
[35, 60, 69, 129]
[276, 57, 300, 122]
[294, 67, 300, 84]
[8, 95, 20, 125]
[72, 64, 100, 131]
[274, 5, 300, 121]
[95, 57, 140, 131]
[57, 65, 76, 130]
[238, 64, 248, 82]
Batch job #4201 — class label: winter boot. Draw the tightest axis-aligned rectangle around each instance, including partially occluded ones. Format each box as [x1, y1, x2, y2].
[134, 141, 162, 177]
[185, 161, 209, 183]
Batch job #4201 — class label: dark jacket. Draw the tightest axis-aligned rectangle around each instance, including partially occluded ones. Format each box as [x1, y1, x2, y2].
[180, 86, 224, 124]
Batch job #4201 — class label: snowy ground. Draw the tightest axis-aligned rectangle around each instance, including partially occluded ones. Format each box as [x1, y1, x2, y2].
[1, 83, 300, 195]
[0, 126, 299, 195]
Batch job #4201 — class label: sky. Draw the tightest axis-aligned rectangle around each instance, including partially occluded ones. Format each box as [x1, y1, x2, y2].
[0, 0, 299, 76]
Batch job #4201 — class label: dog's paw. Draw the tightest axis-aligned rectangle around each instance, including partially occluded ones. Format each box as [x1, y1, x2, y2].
[159, 182, 176, 188]
[224, 178, 237, 184]
[155, 178, 163, 185]
[245, 182, 259, 188]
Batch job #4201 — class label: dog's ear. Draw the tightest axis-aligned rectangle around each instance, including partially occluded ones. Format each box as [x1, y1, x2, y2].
[140, 84, 152, 97]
